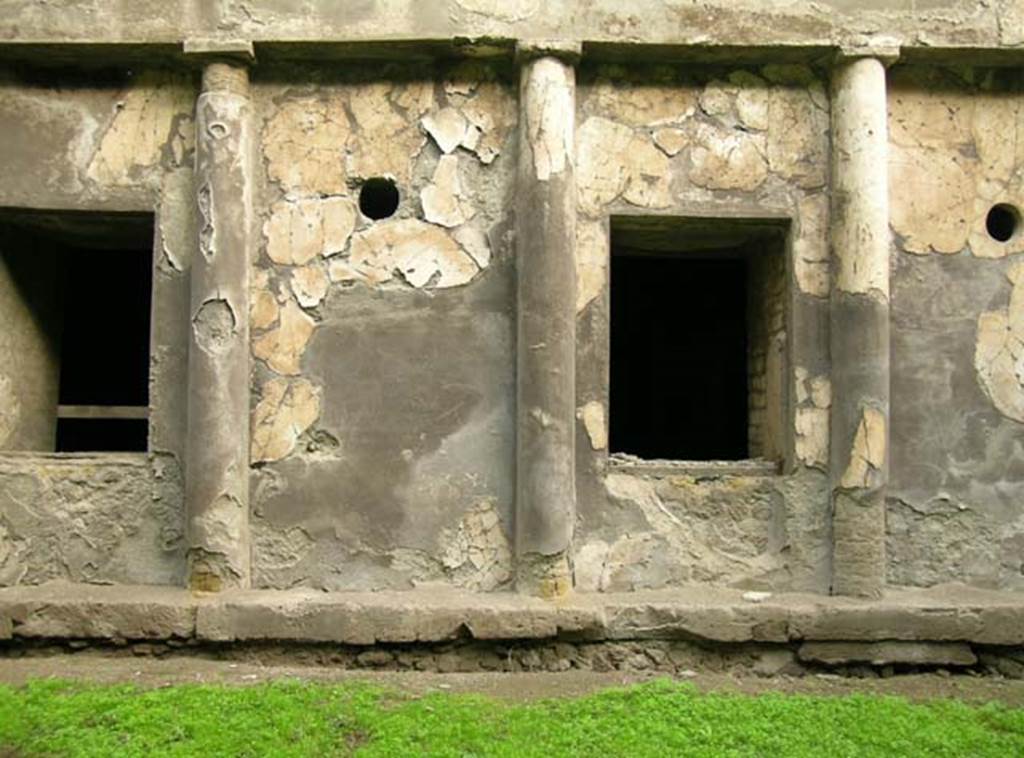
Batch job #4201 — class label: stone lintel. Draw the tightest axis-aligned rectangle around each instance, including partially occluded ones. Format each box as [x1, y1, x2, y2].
[183, 38, 255, 64]
[515, 39, 582, 65]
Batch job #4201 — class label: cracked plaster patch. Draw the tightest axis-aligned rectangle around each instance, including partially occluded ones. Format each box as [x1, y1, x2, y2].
[347, 81, 431, 183]
[263, 96, 350, 195]
[689, 122, 768, 192]
[524, 58, 573, 181]
[438, 500, 512, 591]
[576, 219, 607, 313]
[251, 377, 321, 464]
[443, 62, 517, 165]
[840, 406, 886, 489]
[251, 267, 283, 330]
[421, 154, 475, 228]
[793, 193, 829, 297]
[453, 225, 491, 269]
[87, 70, 193, 187]
[252, 299, 316, 375]
[583, 68, 697, 127]
[339, 218, 480, 289]
[766, 86, 827, 189]
[976, 261, 1024, 423]
[576, 117, 672, 214]
[889, 72, 1024, 258]
[264, 196, 356, 266]
[290, 264, 329, 309]
[794, 367, 831, 467]
[577, 401, 608, 450]
[422, 107, 469, 154]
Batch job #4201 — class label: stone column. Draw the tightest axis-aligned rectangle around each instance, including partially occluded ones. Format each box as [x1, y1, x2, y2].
[183, 44, 255, 591]
[828, 46, 897, 598]
[515, 41, 580, 597]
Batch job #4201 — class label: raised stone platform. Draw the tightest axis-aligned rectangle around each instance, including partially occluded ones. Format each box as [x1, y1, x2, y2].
[2, 583, 1023, 649]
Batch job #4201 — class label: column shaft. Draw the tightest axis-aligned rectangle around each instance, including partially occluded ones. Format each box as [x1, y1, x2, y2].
[185, 62, 253, 591]
[829, 56, 891, 598]
[515, 51, 578, 597]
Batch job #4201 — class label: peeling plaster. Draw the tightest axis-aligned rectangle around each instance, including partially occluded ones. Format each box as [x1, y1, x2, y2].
[422, 106, 469, 154]
[262, 96, 351, 195]
[158, 168, 195, 273]
[793, 193, 829, 297]
[889, 67, 1024, 259]
[524, 58, 573, 182]
[794, 367, 830, 467]
[251, 377, 321, 464]
[0, 455, 184, 586]
[86, 71, 193, 187]
[193, 298, 237, 355]
[437, 500, 513, 590]
[976, 261, 1024, 422]
[252, 299, 316, 375]
[577, 401, 607, 450]
[840, 406, 887, 489]
[290, 264, 329, 309]
[690, 122, 768, 192]
[575, 219, 607, 313]
[341, 218, 480, 289]
[421, 154, 475, 228]
[264, 196, 356, 266]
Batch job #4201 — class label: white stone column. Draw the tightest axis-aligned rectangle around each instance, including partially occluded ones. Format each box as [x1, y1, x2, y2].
[183, 44, 255, 591]
[829, 46, 897, 598]
[514, 41, 580, 597]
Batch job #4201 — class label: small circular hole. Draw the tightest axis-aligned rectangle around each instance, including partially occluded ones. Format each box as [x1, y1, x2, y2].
[358, 178, 400, 220]
[986, 203, 1019, 243]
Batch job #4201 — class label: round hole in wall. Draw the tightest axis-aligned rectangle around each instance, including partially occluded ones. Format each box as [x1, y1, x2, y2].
[358, 177, 400, 220]
[986, 203, 1020, 243]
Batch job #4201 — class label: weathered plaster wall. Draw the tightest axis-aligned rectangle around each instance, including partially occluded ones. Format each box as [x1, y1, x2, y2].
[248, 62, 519, 591]
[0, 454, 184, 585]
[888, 65, 1024, 591]
[0, 66, 194, 586]
[573, 63, 832, 593]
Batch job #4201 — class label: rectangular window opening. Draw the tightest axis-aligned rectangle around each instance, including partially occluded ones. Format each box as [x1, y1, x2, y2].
[609, 216, 787, 465]
[0, 210, 154, 453]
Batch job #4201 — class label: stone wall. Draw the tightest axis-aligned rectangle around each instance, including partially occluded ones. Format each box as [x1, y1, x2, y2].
[248, 62, 519, 590]
[0, 47, 1021, 597]
[573, 63, 832, 594]
[887, 65, 1024, 591]
[0, 67, 193, 586]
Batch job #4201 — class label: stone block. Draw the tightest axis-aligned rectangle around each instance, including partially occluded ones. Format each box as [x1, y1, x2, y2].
[797, 641, 977, 667]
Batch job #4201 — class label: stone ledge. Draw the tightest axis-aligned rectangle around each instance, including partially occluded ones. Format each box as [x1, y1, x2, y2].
[1, 583, 1023, 647]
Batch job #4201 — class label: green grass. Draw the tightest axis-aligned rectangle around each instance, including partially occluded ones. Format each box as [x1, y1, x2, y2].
[1, 678, 1022, 757]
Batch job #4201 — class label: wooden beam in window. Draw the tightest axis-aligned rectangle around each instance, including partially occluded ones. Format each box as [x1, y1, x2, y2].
[56, 405, 149, 420]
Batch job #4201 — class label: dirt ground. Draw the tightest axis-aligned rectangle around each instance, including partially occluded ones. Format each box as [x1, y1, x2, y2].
[1, 653, 1023, 706]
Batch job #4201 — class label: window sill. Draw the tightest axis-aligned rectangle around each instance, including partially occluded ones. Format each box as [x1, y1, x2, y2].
[0, 451, 151, 464]
[606, 454, 780, 478]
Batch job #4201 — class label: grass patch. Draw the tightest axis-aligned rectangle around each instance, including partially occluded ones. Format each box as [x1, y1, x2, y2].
[1, 678, 1022, 757]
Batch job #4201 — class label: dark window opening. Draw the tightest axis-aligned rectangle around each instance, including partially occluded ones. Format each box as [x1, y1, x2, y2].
[359, 177, 400, 220]
[986, 203, 1019, 243]
[0, 210, 153, 453]
[610, 253, 749, 460]
[56, 417, 148, 453]
[55, 242, 152, 452]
